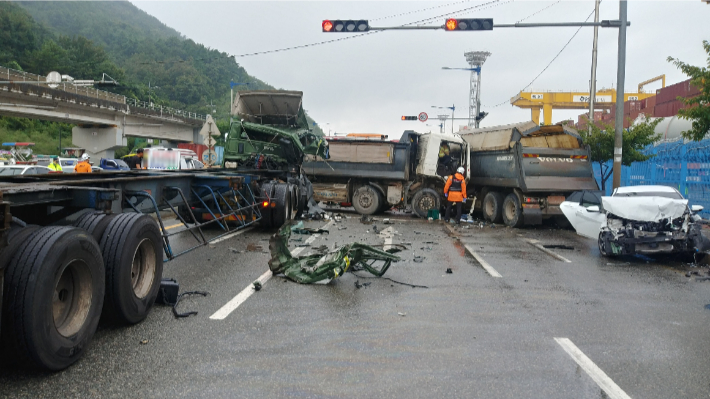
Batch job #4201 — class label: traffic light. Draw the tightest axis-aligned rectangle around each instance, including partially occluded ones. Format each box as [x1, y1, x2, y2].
[322, 20, 369, 33]
[402, 116, 417, 121]
[475, 111, 489, 122]
[444, 18, 493, 31]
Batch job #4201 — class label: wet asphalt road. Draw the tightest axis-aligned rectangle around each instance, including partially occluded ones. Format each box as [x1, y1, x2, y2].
[1, 210, 710, 398]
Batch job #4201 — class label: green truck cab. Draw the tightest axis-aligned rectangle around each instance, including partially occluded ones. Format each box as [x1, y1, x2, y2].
[223, 90, 328, 225]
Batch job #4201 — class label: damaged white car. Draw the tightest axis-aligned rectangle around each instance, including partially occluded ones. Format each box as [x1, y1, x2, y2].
[560, 186, 709, 257]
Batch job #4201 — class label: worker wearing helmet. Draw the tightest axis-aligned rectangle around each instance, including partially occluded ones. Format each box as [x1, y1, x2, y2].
[74, 153, 93, 173]
[443, 166, 467, 224]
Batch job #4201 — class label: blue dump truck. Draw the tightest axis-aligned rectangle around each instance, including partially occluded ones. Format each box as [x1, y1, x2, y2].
[460, 121, 599, 227]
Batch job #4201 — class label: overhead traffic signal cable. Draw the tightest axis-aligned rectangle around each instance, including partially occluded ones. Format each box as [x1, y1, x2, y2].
[485, 6, 596, 108]
[138, 0, 505, 64]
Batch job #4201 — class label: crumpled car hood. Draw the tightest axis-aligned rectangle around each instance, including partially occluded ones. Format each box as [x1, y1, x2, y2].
[601, 196, 688, 222]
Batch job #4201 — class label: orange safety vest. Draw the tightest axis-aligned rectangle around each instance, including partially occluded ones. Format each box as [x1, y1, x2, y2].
[444, 173, 467, 202]
[74, 161, 92, 173]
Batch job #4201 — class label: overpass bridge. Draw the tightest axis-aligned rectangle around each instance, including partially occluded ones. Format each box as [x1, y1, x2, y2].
[0, 65, 210, 158]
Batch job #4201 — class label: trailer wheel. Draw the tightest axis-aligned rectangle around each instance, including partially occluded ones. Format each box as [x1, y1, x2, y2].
[502, 193, 524, 228]
[100, 213, 162, 324]
[2, 227, 104, 370]
[352, 185, 381, 215]
[411, 188, 441, 219]
[74, 212, 119, 243]
[483, 192, 504, 223]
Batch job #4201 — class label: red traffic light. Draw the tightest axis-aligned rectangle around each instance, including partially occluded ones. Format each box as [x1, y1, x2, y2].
[444, 18, 493, 31]
[401, 116, 417, 121]
[322, 20, 369, 33]
[322, 20, 334, 32]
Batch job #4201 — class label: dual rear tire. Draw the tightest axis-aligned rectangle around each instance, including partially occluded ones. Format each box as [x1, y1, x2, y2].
[1, 213, 163, 370]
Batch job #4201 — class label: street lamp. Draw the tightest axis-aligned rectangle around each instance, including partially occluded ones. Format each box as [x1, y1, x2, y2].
[431, 105, 455, 134]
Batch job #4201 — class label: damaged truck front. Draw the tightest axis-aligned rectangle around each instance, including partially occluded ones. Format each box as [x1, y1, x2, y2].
[223, 90, 329, 227]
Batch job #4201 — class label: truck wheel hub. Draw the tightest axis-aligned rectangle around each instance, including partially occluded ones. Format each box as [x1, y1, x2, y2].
[53, 260, 93, 338]
[131, 239, 157, 299]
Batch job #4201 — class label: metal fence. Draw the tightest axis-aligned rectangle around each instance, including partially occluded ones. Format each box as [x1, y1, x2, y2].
[592, 138, 710, 219]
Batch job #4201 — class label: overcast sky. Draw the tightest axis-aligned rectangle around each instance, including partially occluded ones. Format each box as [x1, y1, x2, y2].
[133, 0, 708, 136]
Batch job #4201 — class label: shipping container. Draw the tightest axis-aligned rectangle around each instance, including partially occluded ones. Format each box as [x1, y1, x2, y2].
[642, 95, 656, 112]
[654, 100, 684, 118]
[655, 79, 701, 105]
[624, 101, 642, 114]
[178, 143, 209, 162]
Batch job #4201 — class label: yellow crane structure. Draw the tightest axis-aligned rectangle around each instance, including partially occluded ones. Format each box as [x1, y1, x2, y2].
[510, 76, 665, 125]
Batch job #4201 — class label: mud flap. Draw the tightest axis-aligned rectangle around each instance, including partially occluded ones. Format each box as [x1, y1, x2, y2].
[522, 207, 542, 225]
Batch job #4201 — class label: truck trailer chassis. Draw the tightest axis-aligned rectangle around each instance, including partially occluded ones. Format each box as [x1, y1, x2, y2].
[0, 169, 292, 371]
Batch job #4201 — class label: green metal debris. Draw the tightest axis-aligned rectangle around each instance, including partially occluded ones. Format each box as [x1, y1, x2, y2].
[268, 223, 402, 284]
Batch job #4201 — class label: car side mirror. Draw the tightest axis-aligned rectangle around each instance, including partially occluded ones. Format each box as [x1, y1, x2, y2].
[691, 205, 704, 213]
[586, 205, 600, 212]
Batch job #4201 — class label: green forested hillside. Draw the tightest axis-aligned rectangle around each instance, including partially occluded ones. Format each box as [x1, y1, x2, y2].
[0, 1, 322, 156]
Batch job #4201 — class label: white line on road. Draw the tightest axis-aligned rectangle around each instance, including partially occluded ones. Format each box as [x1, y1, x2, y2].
[209, 221, 333, 320]
[463, 245, 502, 278]
[525, 239, 572, 263]
[554, 338, 632, 399]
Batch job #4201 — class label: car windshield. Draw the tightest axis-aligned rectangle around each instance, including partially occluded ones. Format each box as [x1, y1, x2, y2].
[0, 167, 23, 175]
[613, 191, 683, 199]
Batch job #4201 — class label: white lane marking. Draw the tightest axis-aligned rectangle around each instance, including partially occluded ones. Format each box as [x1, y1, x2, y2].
[525, 239, 572, 263]
[378, 226, 394, 251]
[554, 338, 632, 399]
[463, 244, 502, 278]
[209, 221, 333, 320]
[209, 269, 272, 320]
[211, 227, 253, 244]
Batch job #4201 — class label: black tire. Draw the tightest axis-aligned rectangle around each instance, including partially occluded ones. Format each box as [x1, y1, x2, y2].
[411, 188, 441, 218]
[259, 182, 275, 228]
[554, 215, 572, 229]
[376, 190, 391, 214]
[271, 184, 290, 228]
[73, 212, 119, 243]
[598, 231, 616, 257]
[100, 213, 163, 324]
[352, 185, 381, 215]
[483, 191, 504, 223]
[502, 193, 524, 228]
[2, 227, 104, 370]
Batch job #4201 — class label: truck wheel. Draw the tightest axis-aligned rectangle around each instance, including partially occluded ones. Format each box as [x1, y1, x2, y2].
[483, 192, 504, 223]
[100, 213, 163, 324]
[74, 212, 119, 243]
[2, 227, 104, 370]
[502, 193, 524, 228]
[259, 182, 275, 228]
[271, 184, 291, 228]
[352, 185, 381, 215]
[411, 188, 441, 219]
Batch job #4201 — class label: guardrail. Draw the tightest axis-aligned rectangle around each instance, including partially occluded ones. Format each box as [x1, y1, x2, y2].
[0, 65, 205, 123]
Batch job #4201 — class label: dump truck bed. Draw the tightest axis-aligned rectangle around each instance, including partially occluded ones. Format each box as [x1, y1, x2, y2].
[461, 121, 598, 193]
[303, 139, 410, 181]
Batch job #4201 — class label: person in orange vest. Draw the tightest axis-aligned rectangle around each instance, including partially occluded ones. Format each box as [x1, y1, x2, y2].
[74, 153, 93, 173]
[443, 166, 467, 224]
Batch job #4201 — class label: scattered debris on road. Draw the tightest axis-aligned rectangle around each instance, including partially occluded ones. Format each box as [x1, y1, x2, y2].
[268, 222, 401, 284]
[543, 244, 575, 250]
[446, 268, 453, 274]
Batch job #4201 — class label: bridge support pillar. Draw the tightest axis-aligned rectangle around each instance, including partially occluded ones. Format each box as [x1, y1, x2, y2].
[72, 126, 127, 159]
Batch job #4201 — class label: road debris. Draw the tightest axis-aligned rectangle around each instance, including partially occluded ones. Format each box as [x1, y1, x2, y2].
[413, 256, 426, 263]
[247, 243, 263, 252]
[354, 280, 371, 289]
[397, 312, 407, 317]
[253, 281, 262, 291]
[229, 247, 245, 254]
[446, 268, 453, 274]
[268, 222, 402, 284]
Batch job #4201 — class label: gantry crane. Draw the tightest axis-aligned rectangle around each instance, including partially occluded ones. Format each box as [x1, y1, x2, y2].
[510, 76, 664, 125]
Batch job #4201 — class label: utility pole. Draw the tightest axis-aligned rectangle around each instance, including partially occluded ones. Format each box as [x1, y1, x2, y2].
[612, 1, 628, 189]
[464, 51, 491, 129]
[588, 0, 601, 135]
